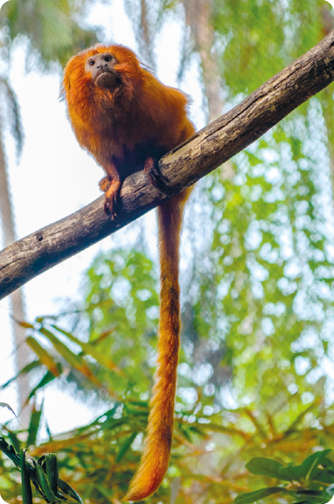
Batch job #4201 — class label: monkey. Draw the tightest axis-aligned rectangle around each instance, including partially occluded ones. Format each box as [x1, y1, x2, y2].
[62, 44, 195, 501]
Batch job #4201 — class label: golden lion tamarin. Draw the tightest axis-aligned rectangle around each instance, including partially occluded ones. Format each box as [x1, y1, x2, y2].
[62, 44, 195, 501]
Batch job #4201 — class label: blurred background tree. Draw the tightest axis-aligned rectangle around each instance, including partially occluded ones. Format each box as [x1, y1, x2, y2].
[1, 0, 334, 503]
[0, 0, 97, 425]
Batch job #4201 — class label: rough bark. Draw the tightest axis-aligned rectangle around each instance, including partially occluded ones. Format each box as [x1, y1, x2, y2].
[2, 30, 334, 300]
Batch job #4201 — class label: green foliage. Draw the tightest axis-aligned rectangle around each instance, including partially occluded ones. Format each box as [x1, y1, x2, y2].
[213, 0, 327, 95]
[190, 108, 334, 419]
[0, 438, 82, 504]
[83, 249, 160, 396]
[2, 1, 334, 503]
[236, 450, 334, 504]
[1, 0, 97, 67]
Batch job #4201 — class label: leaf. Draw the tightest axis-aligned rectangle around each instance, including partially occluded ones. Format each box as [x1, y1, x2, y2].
[38, 327, 105, 390]
[0, 437, 20, 466]
[1, 361, 40, 389]
[45, 454, 58, 494]
[51, 325, 124, 376]
[116, 432, 137, 462]
[326, 483, 334, 497]
[26, 336, 61, 376]
[26, 402, 43, 447]
[293, 495, 332, 504]
[20, 450, 33, 504]
[18, 321, 34, 329]
[57, 478, 83, 504]
[245, 151, 262, 166]
[245, 457, 291, 480]
[278, 450, 332, 482]
[27, 368, 61, 402]
[235, 486, 288, 504]
[300, 450, 332, 481]
[35, 463, 55, 503]
[291, 501, 312, 504]
[39, 327, 84, 368]
[0, 402, 19, 422]
[278, 464, 304, 481]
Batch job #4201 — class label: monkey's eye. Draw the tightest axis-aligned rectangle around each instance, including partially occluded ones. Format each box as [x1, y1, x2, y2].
[88, 60, 95, 66]
[104, 56, 112, 62]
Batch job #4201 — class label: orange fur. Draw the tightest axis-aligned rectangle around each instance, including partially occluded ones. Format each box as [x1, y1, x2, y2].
[62, 44, 195, 501]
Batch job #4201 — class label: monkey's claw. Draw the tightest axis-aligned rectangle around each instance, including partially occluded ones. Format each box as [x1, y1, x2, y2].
[104, 197, 117, 219]
[104, 181, 121, 220]
[104, 191, 119, 220]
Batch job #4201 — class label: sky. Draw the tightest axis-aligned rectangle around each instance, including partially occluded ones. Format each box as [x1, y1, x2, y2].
[0, 0, 206, 431]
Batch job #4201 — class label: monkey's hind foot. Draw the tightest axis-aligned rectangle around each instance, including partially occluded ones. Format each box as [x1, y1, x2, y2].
[144, 157, 174, 196]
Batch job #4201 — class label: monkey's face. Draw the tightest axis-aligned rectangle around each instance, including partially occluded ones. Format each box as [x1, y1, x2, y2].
[85, 52, 119, 90]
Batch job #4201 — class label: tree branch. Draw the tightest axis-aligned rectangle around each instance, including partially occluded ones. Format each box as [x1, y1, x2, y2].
[2, 30, 334, 300]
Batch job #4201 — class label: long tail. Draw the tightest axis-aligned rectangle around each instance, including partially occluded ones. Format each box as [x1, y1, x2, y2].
[125, 189, 191, 502]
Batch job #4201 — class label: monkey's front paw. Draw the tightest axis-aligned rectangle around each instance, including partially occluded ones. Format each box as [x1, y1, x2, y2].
[144, 157, 173, 195]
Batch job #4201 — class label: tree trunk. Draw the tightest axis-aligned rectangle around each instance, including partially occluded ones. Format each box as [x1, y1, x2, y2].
[0, 124, 30, 427]
[182, 0, 224, 122]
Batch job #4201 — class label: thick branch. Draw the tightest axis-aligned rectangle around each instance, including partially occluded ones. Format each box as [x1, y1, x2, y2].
[2, 30, 334, 300]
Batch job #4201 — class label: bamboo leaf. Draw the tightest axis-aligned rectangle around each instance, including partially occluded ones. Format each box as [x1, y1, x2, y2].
[235, 486, 289, 504]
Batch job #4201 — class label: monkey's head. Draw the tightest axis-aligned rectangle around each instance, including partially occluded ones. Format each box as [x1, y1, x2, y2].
[85, 51, 119, 90]
[61, 44, 143, 102]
